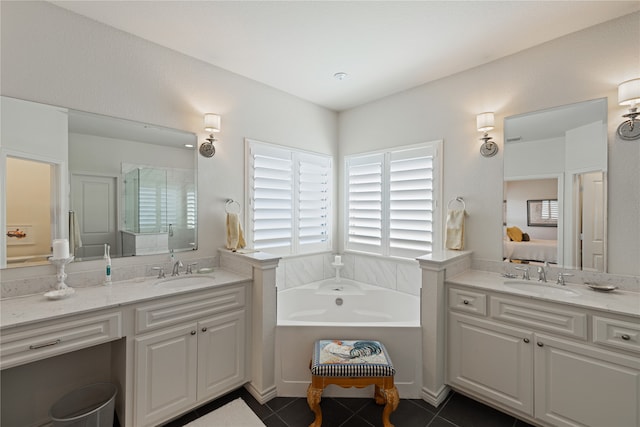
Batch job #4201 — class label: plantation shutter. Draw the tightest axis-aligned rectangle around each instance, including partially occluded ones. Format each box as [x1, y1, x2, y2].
[389, 147, 434, 257]
[298, 153, 331, 252]
[346, 153, 384, 254]
[345, 141, 440, 258]
[248, 143, 293, 251]
[247, 140, 332, 256]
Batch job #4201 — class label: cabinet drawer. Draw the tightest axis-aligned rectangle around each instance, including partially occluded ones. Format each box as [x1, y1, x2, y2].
[1, 311, 122, 370]
[136, 285, 246, 334]
[593, 316, 640, 354]
[449, 288, 487, 316]
[490, 296, 587, 339]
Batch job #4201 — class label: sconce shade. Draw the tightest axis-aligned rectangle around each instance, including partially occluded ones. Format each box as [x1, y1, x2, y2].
[618, 78, 640, 106]
[476, 112, 495, 132]
[204, 113, 221, 132]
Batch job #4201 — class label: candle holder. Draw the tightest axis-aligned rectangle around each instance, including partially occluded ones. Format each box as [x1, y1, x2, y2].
[331, 261, 344, 283]
[45, 256, 75, 299]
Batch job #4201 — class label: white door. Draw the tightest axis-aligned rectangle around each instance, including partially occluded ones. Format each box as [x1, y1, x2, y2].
[581, 172, 605, 271]
[70, 173, 117, 259]
[197, 310, 246, 400]
[534, 334, 640, 427]
[448, 312, 534, 416]
[135, 323, 198, 426]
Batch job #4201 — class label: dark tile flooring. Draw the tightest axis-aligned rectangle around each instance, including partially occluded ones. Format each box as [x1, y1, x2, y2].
[162, 387, 536, 427]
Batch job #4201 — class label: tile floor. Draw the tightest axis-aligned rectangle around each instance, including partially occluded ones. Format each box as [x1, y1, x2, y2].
[162, 387, 536, 427]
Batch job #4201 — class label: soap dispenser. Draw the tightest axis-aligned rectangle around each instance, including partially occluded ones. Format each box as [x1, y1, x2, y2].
[104, 243, 112, 285]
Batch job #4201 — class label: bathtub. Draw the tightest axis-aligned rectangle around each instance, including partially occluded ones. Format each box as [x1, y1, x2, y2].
[276, 278, 422, 398]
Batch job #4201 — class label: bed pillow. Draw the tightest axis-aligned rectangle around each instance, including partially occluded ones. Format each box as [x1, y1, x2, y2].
[522, 233, 530, 241]
[507, 226, 523, 242]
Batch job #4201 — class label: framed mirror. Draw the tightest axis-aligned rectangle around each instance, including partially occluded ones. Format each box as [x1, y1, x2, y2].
[503, 98, 607, 272]
[1, 96, 198, 268]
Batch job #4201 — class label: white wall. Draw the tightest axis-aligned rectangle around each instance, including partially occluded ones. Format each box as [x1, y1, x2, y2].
[0, 1, 338, 269]
[339, 12, 640, 276]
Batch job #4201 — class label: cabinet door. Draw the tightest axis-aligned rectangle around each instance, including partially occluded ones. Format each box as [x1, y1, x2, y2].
[448, 312, 534, 416]
[197, 310, 246, 401]
[135, 323, 198, 427]
[535, 334, 640, 427]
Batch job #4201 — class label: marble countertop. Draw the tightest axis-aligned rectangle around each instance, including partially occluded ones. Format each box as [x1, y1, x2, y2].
[447, 270, 640, 318]
[0, 269, 252, 330]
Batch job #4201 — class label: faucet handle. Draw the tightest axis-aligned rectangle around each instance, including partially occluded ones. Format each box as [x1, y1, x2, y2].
[514, 266, 530, 280]
[186, 262, 198, 274]
[152, 266, 165, 279]
[556, 272, 573, 285]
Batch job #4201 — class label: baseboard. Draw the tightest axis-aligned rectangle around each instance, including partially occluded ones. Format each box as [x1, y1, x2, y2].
[244, 382, 277, 404]
[421, 384, 450, 407]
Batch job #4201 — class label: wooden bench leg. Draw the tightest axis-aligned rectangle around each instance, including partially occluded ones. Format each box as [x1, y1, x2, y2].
[307, 384, 323, 427]
[381, 386, 399, 427]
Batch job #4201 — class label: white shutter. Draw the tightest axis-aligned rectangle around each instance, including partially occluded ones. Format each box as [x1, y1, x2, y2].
[297, 153, 331, 252]
[389, 147, 434, 257]
[249, 144, 293, 251]
[346, 154, 383, 254]
[345, 142, 440, 258]
[247, 140, 332, 256]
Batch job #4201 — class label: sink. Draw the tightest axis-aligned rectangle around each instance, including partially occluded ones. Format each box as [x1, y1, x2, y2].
[503, 280, 581, 297]
[154, 275, 216, 289]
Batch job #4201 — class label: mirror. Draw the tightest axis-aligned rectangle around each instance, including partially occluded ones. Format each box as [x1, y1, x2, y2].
[503, 98, 607, 272]
[1, 96, 197, 268]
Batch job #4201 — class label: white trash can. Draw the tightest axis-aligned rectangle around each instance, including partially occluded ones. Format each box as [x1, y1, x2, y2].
[50, 383, 117, 427]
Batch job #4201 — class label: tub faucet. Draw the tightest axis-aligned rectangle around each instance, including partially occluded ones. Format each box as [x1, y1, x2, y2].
[172, 260, 183, 276]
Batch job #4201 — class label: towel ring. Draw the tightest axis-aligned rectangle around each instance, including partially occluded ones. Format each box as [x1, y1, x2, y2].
[447, 197, 466, 211]
[225, 199, 241, 214]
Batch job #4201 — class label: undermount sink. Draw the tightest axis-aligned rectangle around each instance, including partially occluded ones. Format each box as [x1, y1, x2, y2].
[154, 275, 216, 289]
[503, 280, 581, 297]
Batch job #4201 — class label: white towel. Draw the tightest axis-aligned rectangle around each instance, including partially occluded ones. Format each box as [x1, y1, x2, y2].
[445, 209, 465, 250]
[69, 211, 82, 255]
[226, 213, 246, 251]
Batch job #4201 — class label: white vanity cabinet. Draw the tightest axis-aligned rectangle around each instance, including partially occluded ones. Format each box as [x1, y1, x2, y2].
[134, 283, 249, 426]
[447, 286, 640, 427]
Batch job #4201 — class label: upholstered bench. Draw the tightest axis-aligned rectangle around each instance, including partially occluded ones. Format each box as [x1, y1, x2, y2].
[307, 339, 399, 427]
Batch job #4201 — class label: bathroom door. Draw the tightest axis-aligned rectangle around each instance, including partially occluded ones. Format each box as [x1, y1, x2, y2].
[70, 173, 118, 259]
[581, 171, 605, 271]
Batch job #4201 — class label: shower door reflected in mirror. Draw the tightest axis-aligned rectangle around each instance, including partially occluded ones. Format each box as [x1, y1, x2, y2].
[504, 98, 607, 272]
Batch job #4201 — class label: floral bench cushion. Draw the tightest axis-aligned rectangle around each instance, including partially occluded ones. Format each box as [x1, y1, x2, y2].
[310, 340, 395, 377]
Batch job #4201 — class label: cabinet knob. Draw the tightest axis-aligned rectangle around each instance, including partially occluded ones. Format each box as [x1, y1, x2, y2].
[201, 327, 208, 332]
[523, 338, 530, 343]
[536, 342, 544, 347]
[190, 330, 196, 336]
[463, 300, 469, 305]
[621, 334, 631, 341]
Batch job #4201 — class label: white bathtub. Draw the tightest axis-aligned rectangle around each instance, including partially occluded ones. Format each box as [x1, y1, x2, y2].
[276, 278, 422, 398]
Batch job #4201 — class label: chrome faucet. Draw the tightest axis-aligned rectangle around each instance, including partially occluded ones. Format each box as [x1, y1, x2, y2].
[514, 266, 530, 280]
[537, 262, 548, 283]
[172, 260, 183, 276]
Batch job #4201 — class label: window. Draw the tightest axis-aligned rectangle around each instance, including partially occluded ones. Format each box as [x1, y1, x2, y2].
[246, 139, 332, 256]
[345, 141, 441, 258]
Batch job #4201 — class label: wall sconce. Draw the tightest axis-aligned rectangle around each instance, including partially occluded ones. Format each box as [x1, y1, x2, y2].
[477, 112, 498, 157]
[199, 113, 221, 157]
[617, 78, 640, 141]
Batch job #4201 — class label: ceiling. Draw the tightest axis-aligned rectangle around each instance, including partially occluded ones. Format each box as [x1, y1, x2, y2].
[50, 1, 639, 112]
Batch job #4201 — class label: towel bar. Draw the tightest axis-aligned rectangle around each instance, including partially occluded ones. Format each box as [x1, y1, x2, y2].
[447, 197, 466, 211]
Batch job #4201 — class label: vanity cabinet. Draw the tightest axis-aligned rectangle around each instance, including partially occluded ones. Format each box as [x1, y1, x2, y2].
[134, 284, 248, 426]
[447, 286, 640, 427]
